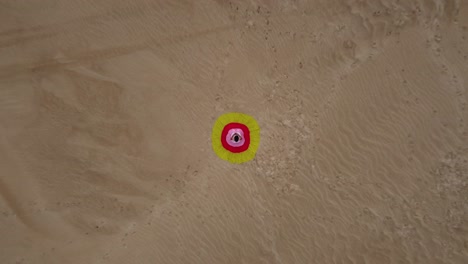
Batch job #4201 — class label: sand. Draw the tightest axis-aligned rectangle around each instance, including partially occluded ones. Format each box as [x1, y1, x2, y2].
[1, 0, 467, 263]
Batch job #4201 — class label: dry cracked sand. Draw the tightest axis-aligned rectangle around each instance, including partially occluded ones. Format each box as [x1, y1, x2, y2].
[1, 0, 468, 263]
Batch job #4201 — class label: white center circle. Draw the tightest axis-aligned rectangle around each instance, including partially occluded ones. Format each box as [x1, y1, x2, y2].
[225, 128, 245, 147]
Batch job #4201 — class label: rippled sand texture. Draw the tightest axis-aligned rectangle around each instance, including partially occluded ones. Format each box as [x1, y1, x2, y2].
[1, 0, 468, 263]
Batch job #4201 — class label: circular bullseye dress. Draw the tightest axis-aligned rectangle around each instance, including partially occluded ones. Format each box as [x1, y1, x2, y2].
[211, 112, 260, 164]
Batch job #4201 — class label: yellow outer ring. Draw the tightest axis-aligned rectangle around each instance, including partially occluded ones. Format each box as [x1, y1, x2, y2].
[211, 112, 260, 164]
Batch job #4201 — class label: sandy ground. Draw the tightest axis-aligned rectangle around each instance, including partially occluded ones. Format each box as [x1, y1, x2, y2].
[1, 0, 468, 263]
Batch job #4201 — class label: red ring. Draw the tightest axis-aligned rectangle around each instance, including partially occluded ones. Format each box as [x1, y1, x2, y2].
[221, 123, 250, 153]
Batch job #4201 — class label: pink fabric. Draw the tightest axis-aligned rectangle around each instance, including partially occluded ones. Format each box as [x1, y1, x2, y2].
[225, 128, 245, 147]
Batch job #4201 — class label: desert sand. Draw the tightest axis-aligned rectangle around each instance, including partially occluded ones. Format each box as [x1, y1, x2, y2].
[1, 0, 467, 263]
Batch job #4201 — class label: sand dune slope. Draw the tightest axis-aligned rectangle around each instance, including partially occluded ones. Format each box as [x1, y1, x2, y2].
[1, 0, 467, 263]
